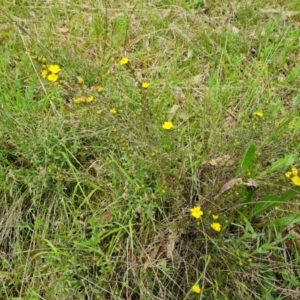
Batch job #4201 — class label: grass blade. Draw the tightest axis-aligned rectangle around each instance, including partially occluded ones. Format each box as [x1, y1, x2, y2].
[265, 215, 300, 227]
[241, 143, 256, 174]
[251, 186, 300, 218]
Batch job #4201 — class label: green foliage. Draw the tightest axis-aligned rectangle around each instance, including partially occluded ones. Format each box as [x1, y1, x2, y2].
[251, 187, 300, 218]
[262, 153, 298, 175]
[1, 1, 300, 299]
[266, 215, 300, 227]
[240, 143, 257, 175]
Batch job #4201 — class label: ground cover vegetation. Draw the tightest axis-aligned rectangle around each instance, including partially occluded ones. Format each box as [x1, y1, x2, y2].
[1, 0, 300, 299]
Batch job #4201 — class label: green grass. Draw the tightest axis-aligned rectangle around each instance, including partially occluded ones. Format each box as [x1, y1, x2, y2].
[1, 1, 300, 299]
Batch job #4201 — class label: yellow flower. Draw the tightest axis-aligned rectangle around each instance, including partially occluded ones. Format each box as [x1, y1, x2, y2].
[74, 97, 85, 104]
[190, 206, 203, 219]
[286, 168, 300, 186]
[120, 57, 129, 65]
[48, 64, 61, 74]
[110, 108, 117, 114]
[41, 69, 48, 78]
[47, 73, 59, 82]
[254, 111, 263, 117]
[212, 215, 219, 220]
[285, 171, 292, 179]
[96, 109, 102, 115]
[211, 222, 221, 232]
[142, 82, 150, 89]
[97, 86, 103, 93]
[162, 121, 173, 130]
[291, 167, 298, 176]
[291, 175, 300, 186]
[191, 284, 201, 294]
[86, 96, 94, 103]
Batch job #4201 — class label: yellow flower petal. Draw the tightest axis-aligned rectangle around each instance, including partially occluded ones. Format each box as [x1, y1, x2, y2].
[110, 108, 117, 114]
[254, 111, 263, 117]
[86, 96, 94, 103]
[291, 167, 298, 176]
[120, 57, 129, 65]
[212, 215, 219, 220]
[285, 171, 292, 179]
[41, 69, 48, 78]
[142, 82, 150, 89]
[190, 206, 203, 219]
[48, 64, 61, 74]
[74, 97, 85, 104]
[211, 222, 221, 232]
[162, 121, 173, 130]
[191, 284, 201, 294]
[291, 176, 300, 186]
[47, 73, 59, 82]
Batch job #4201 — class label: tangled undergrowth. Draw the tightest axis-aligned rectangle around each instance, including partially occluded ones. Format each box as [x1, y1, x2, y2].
[1, 1, 300, 299]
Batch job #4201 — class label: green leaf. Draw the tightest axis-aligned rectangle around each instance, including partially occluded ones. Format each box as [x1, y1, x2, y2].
[262, 154, 298, 175]
[251, 194, 280, 218]
[241, 143, 256, 174]
[279, 186, 300, 202]
[251, 186, 300, 218]
[245, 189, 255, 203]
[265, 215, 300, 227]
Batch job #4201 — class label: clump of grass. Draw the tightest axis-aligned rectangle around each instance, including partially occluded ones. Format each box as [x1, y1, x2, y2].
[1, 1, 300, 299]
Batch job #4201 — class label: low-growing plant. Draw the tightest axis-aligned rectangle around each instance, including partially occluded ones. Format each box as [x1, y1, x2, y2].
[1, 1, 300, 299]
